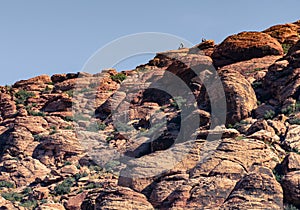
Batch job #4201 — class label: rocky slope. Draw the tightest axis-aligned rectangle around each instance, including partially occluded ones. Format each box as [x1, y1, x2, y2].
[0, 20, 300, 209]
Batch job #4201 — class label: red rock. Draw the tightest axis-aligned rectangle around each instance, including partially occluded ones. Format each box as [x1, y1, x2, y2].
[263, 23, 300, 44]
[66, 192, 87, 210]
[212, 32, 284, 67]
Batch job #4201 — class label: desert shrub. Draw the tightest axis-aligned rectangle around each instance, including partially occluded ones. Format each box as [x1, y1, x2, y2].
[282, 43, 293, 54]
[272, 170, 283, 183]
[20, 199, 37, 209]
[171, 96, 187, 109]
[289, 118, 300, 125]
[110, 73, 127, 83]
[106, 136, 114, 142]
[65, 90, 74, 97]
[88, 165, 102, 172]
[33, 134, 43, 141]
[252, 81, 262, 89]
[64, 116, 74, 122]
[105, 160, 120, 173]
[85, 182, 102, 189]
[284, 204, 299, 210]
[74, 172, 88, 181]
[264, 110, 275, 119]
[63, 161, 72, 166]
[49, 126, 58, 135]
[15, 90, 35, 104]
[282, 105, 294, 115]
[64, 125, 73, 130]
[86, 122, 106, 132]
[28, 110, 46, 117]
[22, 187, 33, 195]
[0, 181, 15, 189]
[1, 192, 23, 202]
[41, 86, 52, 94]
[281, 102, 300, 116]
[54, 177, 75, 195]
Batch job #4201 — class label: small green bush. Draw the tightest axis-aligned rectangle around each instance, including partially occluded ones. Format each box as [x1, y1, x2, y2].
[15, 90, 35, 104]
[1, 192, 23, 202]
[41, 86, 52, 94]
[0, 181, 15, 189]
[171, 96, 187, 109]
[110, 73, 127, 83]
[284, 204, 299, 210]
[273, 170, 283, 183]
[282, 43, 293, 54]
[20, 199, 37, 209]
[85, 182, 102, 189]
[264, 110, 275, 120]
[252, 81, 262, 89]
[88, 165, 102, 172]
[64, 116, 74, 122]
[22, 187, 33, 195]
[64, 125, 73, 130]
[74, 172, 88, 181]
[49, 126, 58, 135]
[63, 161, 72, 166]
[65, 90, 74, 97]
[54, 177, 75, 195]
[33, 134, 43, 141]
[289, 118, 300, 125]
[281, 102, 300, 116]
[28, 110, 46, 117]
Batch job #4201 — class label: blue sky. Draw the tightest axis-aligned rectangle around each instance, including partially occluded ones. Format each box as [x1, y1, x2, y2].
[0, 0, 299, 85]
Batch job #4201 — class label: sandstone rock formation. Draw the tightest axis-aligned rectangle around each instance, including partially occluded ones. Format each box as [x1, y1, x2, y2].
[0, 20, 300, 209]
[212, 31, 284, 67]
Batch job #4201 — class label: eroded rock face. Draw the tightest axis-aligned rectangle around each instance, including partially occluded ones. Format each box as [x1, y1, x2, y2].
[283, 125, 300, 151]
[219, 69, 257, 125]
[1, 20, 300, 209]
[221, 167, 283, 210]
[0, 93, 16, 119]
[282, 171, 300, 206]
[263, 23, 300, 45]
[263, 41, 300, 105]
[212, 32, 284, 67]
[13, 75, 52, 91]
[81, 186, 154, 210]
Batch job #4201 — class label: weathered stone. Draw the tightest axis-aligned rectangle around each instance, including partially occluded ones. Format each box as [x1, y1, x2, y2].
[36, 203, 66, 210]
[212, 32, 283, 67]
[0, 93, 16, 119]
[81, 187, 153, 210]
[282, 171, 300, 206]
[283, 125, 300, 151]
[282, 152, 300, 174]
[219, 69, 257, 125]
[263, 23, 300, 44]
[221, 167, 283, 210]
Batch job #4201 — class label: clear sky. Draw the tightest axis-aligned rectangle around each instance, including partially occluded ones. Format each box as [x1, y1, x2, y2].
[0, 0, 299, 85]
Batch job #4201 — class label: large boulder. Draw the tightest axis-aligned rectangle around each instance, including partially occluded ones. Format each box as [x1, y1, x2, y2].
[81, 187, 154, 210]
[219, 69, 257, 125]
[146, 138, 279, 209]
[282, 171, 300, 207]
[13, 75, 51, 91]
[0, 92, 16, 119]
[212, 32, 284, 67]
[221, 167, 283, 210]
[263, 54, 300, 104]
[263, 23, 300, 45]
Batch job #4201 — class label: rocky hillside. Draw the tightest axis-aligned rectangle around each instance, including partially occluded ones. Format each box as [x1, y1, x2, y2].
[0, 20, 300, 209]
